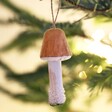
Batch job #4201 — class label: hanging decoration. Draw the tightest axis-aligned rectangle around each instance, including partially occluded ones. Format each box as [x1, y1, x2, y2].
[40, 0, 72, 106]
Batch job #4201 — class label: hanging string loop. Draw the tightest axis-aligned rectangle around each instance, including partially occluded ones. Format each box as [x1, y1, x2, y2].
[51, 0, 61, 28]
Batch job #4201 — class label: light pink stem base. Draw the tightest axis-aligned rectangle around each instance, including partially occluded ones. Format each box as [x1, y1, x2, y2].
[48, 61, 66, 106]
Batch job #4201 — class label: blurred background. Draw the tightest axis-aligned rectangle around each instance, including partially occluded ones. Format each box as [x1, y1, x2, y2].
[0, 0, 112, 112]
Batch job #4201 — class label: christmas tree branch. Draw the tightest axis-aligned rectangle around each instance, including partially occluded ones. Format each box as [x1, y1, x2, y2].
[62, 0, 111, 12]
[88, 65, 112, 93]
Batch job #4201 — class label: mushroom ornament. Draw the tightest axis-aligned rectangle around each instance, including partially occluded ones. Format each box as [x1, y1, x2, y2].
[40, 28, 72, 106]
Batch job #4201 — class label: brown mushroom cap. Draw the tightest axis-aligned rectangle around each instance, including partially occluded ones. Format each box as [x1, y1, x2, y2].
[40, 28, 72, 61]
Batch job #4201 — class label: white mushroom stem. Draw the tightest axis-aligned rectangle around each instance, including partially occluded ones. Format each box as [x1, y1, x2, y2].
[48, 61, 66, 106]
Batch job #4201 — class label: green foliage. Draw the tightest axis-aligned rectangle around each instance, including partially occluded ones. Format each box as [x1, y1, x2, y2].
[0, 61, 49, 102]
[61, 0, 112, 18]
[88, 65, 112, 92]
[0, 0, 48, 27]
[2, 30, 42, 51]
[62, 0, 111, 11]
[57, 22, 86, 37]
